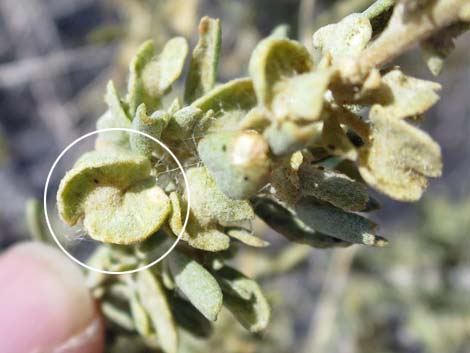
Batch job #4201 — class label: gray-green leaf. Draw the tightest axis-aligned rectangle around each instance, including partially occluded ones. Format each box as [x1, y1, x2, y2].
[184, 17, 221, 104]
[137, 269, 178, 353]
[295, 197, 387, 246]
[216, 266, 270, 333]
[170, 251, 223, 321]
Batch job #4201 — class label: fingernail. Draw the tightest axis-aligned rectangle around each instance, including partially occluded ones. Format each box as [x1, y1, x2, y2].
[0, 242, 104, 353]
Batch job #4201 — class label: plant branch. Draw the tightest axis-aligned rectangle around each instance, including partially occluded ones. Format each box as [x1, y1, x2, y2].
[359, 0, 467, 73]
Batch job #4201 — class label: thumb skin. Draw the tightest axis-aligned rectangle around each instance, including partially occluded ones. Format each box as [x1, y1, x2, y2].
[0, 242, 105, 353]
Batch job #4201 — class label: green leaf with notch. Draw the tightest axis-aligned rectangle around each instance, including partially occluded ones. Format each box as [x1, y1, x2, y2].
[57, 151, 171, 244]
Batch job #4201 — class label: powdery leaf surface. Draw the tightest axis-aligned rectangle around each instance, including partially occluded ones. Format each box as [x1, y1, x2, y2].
[57, 151, 170, 244]
[170, 252, 223, 321]
[249, 37, 313, 108]
[378, 70, 441, 119]
[359, 105, 442, 201]
[198, 131, 271, 199]
[184, 17, 221, 103]
[313, 13, 372, 64]
[185, 167, 254, 227]
[137, 270, 178, 353]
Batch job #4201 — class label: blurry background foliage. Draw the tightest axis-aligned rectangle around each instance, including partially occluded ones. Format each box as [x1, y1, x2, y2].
[0, 0, 469, 353]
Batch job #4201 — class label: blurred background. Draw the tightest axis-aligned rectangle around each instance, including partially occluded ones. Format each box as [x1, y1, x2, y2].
[0, 0, 469, 352]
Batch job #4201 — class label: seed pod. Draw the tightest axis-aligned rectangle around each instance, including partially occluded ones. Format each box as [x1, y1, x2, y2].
[170, 251, 223, 321]
[184, 17, 221, 104]
[215, 266, 271, 333]
[130, 104, 169, 157]
[295, 197, 388, 246]
[198, 131, 271, 199]
[57, 151, 171, 244]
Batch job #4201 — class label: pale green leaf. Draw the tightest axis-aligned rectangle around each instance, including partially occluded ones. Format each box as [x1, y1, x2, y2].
[26, 198, 50, 243]
[184, 17, 221, 103]
[101, 302, 135, 331]
[163, 106, 204, 140]
[105, 80, 131, 123]
[57, 151, 171, 244]
[312, 13, 372, 65]
[191, 78, 257, 124]
[170, 252, 223, 321]
[168, 192, 230, 252]
[198, 131, 271, 199]
[146, 36, 188, 94]
[271, 69, 331, 122]
[126, 40, 157, 116]
[130, 104, 169, 157]
[378, 69, 441, 119]
[130, 293, 152, 337]
[185, 167, 254, 227]
[270, 24, 290, 38]
[264, 121, 322, 156]
[226, 228, 269, 248]
[137, 269, 178, 353]
[359, 105, 442, 201]
[95, 110, 131, 152]
[185, 224, 231, 252]
[249, 37, 313, 108]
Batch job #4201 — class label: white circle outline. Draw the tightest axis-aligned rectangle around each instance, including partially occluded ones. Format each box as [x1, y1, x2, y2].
[43, 127, 191, 275]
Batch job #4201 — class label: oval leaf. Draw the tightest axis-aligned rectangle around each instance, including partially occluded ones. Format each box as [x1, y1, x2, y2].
[170, 252, 223, 321]
[185, 167, 254, 227]
[198, 131, 271, 199]
[359, 105, 442, 201]
[249, 37, 313, 108]
[57, 151, 171, 244]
